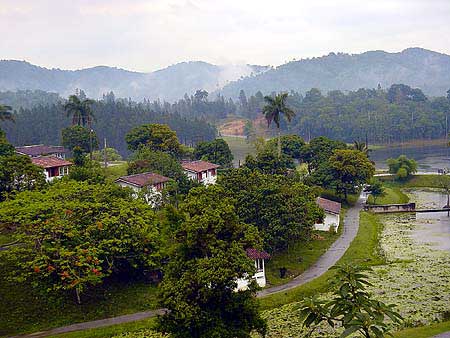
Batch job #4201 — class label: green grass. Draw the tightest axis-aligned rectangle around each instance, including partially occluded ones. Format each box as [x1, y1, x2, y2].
[393, 320, 450, 338]
[258, 211, 384, 311]
[379, 174, 447, 189]
[0, 263, 159, 337]
[48, 318, 157, 338]
[367, 187, 409, 205]
[103, 161, 128, 181]
[221, 136, 256, 166]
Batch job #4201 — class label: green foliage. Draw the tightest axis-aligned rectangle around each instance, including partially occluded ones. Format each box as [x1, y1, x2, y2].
[300, 265, 403, 338]
[244, 148, 295, 175]
[0, 103, 14, 122]
[90, 147, 123, 162]
[366, 179, 386, 204]
[64, 94, 95, 127]
[219, 168, 323, 252]
[266, 134, 305, 160]
[328, 149, 375, 199]
[301, 136, 348, 174]
[69, 160, 106, 184]
[193, 138, 233, 167]
[0, 154, 46, 200]
[387, 155, 418, 180]
[0, 129, 15, 156]
[125, 124, 181, 155]
[0, 181, 162, 303]
[157, 185, 266, 338]
[62, 125, 98, 153]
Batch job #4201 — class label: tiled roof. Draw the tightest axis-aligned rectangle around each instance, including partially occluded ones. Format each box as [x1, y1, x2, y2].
[16, 145, 68, 157]
[246, 248, 270, 260]
[316, 197, 341, 215]
[115, 172, 170, 188]
[31, 156, 73, 169]
[181, 160, 220, 173]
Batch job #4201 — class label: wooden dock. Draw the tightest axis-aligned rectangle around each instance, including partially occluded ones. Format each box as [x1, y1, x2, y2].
[364, 203, 450, 214]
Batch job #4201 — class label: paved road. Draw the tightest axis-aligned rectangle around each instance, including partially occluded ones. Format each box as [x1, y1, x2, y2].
[11, 195, 365, 338]
[434, 333, 450, 338]
[257, 195, 364, 297]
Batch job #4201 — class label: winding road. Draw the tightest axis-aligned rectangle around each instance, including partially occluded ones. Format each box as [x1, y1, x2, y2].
[12, 195, 366, 338]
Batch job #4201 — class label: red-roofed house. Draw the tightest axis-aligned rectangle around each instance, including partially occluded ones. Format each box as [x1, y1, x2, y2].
[181, 160, 220, 185]
[16, 144, 68, 159]
[31, 156, 72, 182]
[236, 248, 270, 290]
[314, 197, 341, 232]
[115, 172, 170, 206]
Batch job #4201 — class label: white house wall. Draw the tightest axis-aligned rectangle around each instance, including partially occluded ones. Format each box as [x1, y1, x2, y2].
[314, 212, 340, 232]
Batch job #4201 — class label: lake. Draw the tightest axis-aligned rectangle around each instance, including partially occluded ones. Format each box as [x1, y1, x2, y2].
[371, 143, 450, 172]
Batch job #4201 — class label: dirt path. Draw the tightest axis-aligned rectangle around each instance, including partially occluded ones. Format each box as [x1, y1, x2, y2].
[12, 196, 365, 338]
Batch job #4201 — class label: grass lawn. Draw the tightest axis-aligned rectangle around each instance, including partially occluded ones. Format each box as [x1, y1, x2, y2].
[367, 186, 409, 205]
[0, 260, 159, 337]
[221, 136, 256, 166]
[379, 174, 447, 189]
[48, 318, 157, 338]
[393, 321, 450, 338]
[259, 211, 385, 311]
[103, 161, 128, 181]
[265, 209, 345, 287]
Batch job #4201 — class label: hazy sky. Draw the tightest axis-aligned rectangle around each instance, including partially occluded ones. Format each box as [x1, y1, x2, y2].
[1, 0, 450, 72]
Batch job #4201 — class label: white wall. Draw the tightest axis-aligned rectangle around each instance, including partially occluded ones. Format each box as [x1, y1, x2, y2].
[116, 181, 162, 207]
[314, 212, 340, 232]
[236, 259, 267, 291]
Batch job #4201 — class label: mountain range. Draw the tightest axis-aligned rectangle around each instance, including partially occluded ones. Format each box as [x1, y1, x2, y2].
[1, 48, 450, 101]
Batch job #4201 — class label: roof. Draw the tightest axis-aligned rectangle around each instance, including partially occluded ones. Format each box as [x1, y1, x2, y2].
[115, 172, 170, 188]
[31, 156, 73, 169]
[246, 248, 270, 260]
[181, 160, 220, 173]
[16, 145, 68, 157]
[316, 197, 342, 215]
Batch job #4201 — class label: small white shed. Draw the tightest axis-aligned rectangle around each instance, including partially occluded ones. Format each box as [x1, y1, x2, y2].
[314, 197, 341, 232]
[236, 248, 270, 291]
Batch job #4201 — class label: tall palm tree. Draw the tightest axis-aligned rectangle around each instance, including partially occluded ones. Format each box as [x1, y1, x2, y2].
[262, 93, 296, 158]
[0, 104, 14, 122]
[64, 95, 95, 127]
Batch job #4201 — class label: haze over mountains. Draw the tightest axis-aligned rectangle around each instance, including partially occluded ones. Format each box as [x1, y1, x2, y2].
[1, 48, 450, 102]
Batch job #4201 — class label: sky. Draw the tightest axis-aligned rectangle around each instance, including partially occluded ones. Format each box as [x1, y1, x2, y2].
[1, 0, 450, 72]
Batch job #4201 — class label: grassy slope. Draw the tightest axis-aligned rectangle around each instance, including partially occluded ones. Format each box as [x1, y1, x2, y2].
[379, 174, 446, 189]
[221, 136, 256, 166]
[367, 186, 409, 205]
[103, 161, 128, 181]
[393, 321, 450, 338]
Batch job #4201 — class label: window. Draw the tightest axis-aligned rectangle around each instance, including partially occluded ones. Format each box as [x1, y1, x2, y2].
[256, 259, 264, 271]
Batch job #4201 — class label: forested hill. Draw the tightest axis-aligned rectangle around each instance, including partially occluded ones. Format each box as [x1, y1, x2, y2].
[0, 60, 268, 102]
[219, 48, 450, 98]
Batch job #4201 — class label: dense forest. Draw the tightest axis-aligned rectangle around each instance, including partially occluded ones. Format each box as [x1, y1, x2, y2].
[0, 91, 217, 156]
[238, 84, 450, 144]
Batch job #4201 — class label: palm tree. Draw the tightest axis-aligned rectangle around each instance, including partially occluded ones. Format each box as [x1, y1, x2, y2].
[262, 93, 296, 158]
[0, 104, 14, 122]
[353, 140, 371, 156]
[64, 95, 95, 127]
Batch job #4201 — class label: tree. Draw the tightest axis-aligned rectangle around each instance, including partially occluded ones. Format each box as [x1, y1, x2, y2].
[64, 95, 95, 127]
[244, 149, 295, 176]
[329, 149, 375, 200]
[158, 185, 266, 338]
[0, 154, 46, 200]
[301, 137, 347, 174]
[90, 147, 122, 162]
[0, 104, 14, 122]
[266, 134, 305, 160]
[387, 155, 417, 180]
[125, 124, 182, 155]
[366, 179, 385, 204]
[0, 129, 15, 157]
[193, 139, 233, 168]
[262, 93, 296, 158]
[219, 168, 323, 252]
[353, 140, 371, 156]
[61, 125, 98, 153]
[0, 181, 161, 304]
[300, 265, 402, 338]
[68, 159, 105, 184]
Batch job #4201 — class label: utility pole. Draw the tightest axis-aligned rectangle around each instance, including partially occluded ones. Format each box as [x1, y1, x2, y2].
[89, 128, 93, 161]
[104, 138, 107, 168]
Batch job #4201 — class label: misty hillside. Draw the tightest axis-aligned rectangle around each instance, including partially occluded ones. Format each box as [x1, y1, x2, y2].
[219, 48, 450, 98]
[0, 60, 268, 102]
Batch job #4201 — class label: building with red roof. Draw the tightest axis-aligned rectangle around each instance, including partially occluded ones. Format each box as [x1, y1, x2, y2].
[236, 248, 270, 291]
[31, 156, 72, 182]
[115, 172, 171, 207]
[16, 144, 68, 159]
[314, 197, 342, 232]
[181, 160, 220, 185]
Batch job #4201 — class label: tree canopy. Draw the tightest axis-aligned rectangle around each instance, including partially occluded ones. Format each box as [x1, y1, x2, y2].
[387, 155, 418, 180]
[126, 124, 182, 155]
[193, 138, 233, 167]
